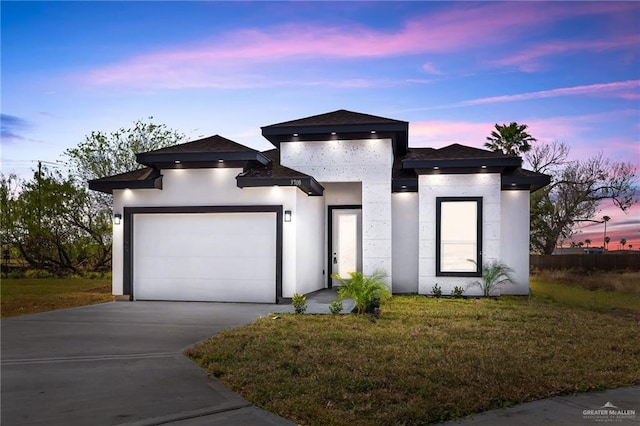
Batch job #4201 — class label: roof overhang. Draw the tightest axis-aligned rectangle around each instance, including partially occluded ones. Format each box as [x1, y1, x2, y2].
[392, 177, 418, 193]
[136, 151, 271, 169]
[262, 123, 409, 156]
[501, 172, 551, 192]
[404, 156, 522, 171]
[88, 169, 163, 194]
[236, 175, 324, 196]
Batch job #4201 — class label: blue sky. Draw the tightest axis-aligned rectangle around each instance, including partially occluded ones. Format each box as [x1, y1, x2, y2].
[1, 1, 639, 247]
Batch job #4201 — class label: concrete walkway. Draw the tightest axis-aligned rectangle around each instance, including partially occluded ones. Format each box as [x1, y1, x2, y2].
[440, 386, 639, 425]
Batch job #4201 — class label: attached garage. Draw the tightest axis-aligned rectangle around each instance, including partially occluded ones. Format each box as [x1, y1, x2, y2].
[123, 206, 282, 303]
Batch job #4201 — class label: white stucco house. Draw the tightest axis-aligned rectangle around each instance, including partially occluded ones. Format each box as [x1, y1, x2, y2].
[89, 110, 550, 302]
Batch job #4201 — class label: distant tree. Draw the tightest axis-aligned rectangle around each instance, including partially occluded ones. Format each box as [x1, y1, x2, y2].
[485, 122, 537, 156]
[602, 215, 611, 248]
[65, 117, 185, 184]
[527, 142, 636, 254]
[2, 118, 185, 274]
[629, 244, 633, 250]
[620, 238, 627, 250]
[605, 236, 611, 250]
[3, 168, 111, 273]
[584, 239, 591, 247]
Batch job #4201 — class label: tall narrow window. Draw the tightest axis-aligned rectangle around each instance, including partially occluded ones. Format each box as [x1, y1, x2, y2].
[436, 197, 482, 276]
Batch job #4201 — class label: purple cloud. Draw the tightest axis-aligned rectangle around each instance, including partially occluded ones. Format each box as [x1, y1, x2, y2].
[1, 114, 31, 144]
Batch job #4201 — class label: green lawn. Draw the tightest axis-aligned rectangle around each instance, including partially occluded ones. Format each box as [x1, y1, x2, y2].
[187, 289, 640, 425]
[1, 278, 113, 318]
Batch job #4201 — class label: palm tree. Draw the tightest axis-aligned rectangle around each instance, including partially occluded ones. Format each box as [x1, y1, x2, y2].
[584, 239, 591, 248]
[605, 236, 611, 250]
[620, 238, 627, 250]
[485, 122, 537, 156]
[602, 216, 611, 249]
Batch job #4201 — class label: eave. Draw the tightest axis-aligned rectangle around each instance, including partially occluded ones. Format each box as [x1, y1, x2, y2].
[88, 168, 163, 194]
[236, 175, 325, 196]
[136, 151, 271, 169]
[501, 171, 551, 192]
[404, 156, 522, 171]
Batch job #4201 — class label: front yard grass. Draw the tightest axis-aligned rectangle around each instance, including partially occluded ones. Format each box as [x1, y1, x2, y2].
[1, 278, 114, 318]
[187, 292, 640, 425]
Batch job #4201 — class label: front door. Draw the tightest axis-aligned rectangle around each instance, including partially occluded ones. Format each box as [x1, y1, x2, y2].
[330, 207, 362, 287]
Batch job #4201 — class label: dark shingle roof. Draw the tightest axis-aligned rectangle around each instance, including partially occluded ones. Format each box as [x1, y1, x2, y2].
[237, 149, 324, 195]
[261, 109, 409, 156]
[88, 167, 162, 194]
[264, 109, 407, 128]
[137, 135, 257, 155]
[402, 143, 521, 170]
[136, 135, 270, 169]
[501, 168, 551, 192]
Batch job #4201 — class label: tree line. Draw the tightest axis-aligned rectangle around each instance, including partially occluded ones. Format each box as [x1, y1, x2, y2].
[1, 119, 636, 275]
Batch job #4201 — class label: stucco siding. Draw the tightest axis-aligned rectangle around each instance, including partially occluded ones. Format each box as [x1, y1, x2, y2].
[500, 190, 530, 294]
[112, 168, 298, 297]
[294, 190, 325, 296]
[392, 192, 419, 293]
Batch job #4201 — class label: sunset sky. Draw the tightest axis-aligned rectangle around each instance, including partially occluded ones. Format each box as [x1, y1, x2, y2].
[2, 1, 639, 248]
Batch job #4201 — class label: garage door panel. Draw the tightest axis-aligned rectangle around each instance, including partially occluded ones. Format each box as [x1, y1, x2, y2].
[134, 256, 275, 281]
[135, 278, 275, 303]
[133, 212, 277, 303]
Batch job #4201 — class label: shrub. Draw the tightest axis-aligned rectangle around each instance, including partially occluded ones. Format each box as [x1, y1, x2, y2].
[331, 270, 391, 315]
[328, 299, 343, 315]
[7, 270, 25, 279]
[24, 269, 54, 279]
[468, 260, 514, 297]
[431, 283, 443, 298]
[292, 293, 307, 314]
[451, 286, 465, 298]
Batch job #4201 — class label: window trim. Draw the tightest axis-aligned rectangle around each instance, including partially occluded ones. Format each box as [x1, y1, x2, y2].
[436, 197, 482, 277]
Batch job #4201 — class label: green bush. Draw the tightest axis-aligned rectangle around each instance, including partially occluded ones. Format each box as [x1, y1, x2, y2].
[331, 270, 391, 315]
[431, 283, 443, 298]
[468, 260, 514, 297]
[292, 293, 307, 314]
[7, 270, 25, 279]
[451, 286, 465, 298]
[24, 269, 54, 279]
[328, 299, 343, 315]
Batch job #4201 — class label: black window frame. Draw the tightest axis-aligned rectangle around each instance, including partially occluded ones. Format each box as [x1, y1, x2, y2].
[436, 197, 482, 277]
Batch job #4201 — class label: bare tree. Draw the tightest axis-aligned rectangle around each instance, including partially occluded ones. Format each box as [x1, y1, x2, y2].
[526, 142, 637, 254]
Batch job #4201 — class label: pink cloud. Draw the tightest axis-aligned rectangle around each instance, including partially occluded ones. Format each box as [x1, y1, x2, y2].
[573, 201, 640, 249]
[490, 35, 639, 72]
[82, 2, 639, 90]
[458, 80, 640, 106]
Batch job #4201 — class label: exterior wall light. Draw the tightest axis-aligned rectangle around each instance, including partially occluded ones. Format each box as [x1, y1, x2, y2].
[113, 214, 122, 225]
[284, 210, 292, 222]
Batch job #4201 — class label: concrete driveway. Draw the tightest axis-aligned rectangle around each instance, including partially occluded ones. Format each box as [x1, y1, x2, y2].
[1, 301, 296, 426]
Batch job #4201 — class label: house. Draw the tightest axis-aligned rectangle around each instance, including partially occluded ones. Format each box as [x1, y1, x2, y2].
[89, 110, 550, 302]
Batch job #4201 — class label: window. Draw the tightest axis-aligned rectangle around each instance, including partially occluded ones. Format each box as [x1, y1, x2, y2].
[436, 197, 482, 276]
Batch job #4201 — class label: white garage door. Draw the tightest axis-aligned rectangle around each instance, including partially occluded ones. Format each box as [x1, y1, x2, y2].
[133, 212, 277, 303]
